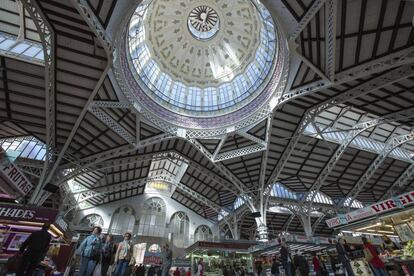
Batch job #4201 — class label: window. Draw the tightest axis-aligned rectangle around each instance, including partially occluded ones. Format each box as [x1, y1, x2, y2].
[194, 225, 213, 242]
[233, 196, 246, 210]
[170, 211, 190, 248]
[109, 206, 136, 235]
[79, 214, 104, 228]
[343, 197, 364, 209]
[138, 197, 166, 237]
[305, 191, 333, 205]
[269, 183, 297, 200]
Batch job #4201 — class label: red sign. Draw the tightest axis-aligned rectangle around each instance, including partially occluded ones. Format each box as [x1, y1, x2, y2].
[326, 191, 414, 228]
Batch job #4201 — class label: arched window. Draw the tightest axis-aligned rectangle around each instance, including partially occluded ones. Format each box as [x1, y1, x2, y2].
[79, 214, 104, 228]
[138, 197, 166, 237]
[194, 225, 213, 242]
[109, 206, 136, 235]
[170, 211, 190, 248]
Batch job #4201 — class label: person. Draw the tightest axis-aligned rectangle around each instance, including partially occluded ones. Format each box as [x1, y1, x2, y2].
[16, 223, 52, 276]
[256, 263, 263, 276]
[77, 226, 103, 276]
[114, 232, 133, 276]
[161, 243, 172, 276]
[312, 253, 322, 276]
[136, 264, 146, 276]
[335, 238, 355, 276]
[293, 250, 309, 276]
[382, 235, 398, 252]
[197, 258, 204, 276]
[362, 236, 389, 276]
[280, 240, 293, 276]
[102, 234, 116, 276]
[173, 267, 181, 276]
[270, 258, 280, 276]
[223, 266, 229, 276]
[148, 265, 156, 276]
[157, 267, 163, 276]
[185, 268, 191, 276]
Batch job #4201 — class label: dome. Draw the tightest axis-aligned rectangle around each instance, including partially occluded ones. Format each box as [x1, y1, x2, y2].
[116, 0, 288, 138]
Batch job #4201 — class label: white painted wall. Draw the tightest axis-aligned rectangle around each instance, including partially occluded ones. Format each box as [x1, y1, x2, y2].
[75, 192, 218, 245]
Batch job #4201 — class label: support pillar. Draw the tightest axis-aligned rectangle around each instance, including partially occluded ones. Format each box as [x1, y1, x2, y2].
[255, 217, 268, 241]
[299, 214, 313, 238]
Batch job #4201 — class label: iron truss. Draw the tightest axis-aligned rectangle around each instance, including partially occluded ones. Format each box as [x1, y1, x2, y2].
[381, 163, 414, 200]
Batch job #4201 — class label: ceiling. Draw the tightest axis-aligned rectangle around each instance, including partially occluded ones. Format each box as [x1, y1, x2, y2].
[0, 0, 413, 237]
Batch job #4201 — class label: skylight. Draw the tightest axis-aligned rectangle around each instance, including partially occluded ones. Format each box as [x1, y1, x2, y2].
[343, 197, 364, 209]
[0, 32, 44, 65]
[269, 183, 297, 200]
[0, 136, 47, 161]
[305, 191, 333, 205]
[233, 196, 246, 210]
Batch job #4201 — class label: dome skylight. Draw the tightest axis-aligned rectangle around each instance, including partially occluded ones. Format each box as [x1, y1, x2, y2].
[116, 0, 289, 138]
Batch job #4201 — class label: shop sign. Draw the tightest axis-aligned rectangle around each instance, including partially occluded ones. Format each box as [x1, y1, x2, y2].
[172, 259, 191, 267]
[326, 190, 414, 228]
[0, 159, 33, 196]
[0, 204, 58, 223]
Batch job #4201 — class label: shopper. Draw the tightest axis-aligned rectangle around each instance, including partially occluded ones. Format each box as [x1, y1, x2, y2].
[173, 267, 181, 276]
[270, 258, 279, 276]
[293, 250, 309, 276]
[256, 262, 263, 276]
[161, 243, 173, 276]
[280, 240, 293, 276]
[78, 226, 103, 276]
[312, 253, 322, 276]
[114, 232, 133, 276]
[197, 258, 204, 276]
[148, 265, 156, 276]
[185, 268, 191, 276]
[362, 237, 389, 276]
[16, 223, 52, 276]
[101, 234, 116, 276]
[335, 238, 355, 276]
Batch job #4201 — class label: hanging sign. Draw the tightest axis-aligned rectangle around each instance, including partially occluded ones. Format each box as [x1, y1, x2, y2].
[0, 150, 33, 196]
[326, 191, 414, 228]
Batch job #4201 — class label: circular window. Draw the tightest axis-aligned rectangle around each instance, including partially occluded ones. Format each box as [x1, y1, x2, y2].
[116, 0, 289, 138]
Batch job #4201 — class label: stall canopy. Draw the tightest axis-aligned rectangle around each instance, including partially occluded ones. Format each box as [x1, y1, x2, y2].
[326, 191, 414, 229]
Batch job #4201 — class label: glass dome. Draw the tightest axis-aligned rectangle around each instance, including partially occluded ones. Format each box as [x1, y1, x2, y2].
[116, 0, 289, 138]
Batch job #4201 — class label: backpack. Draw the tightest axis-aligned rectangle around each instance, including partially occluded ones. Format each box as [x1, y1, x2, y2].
[90, 239, 101, 260]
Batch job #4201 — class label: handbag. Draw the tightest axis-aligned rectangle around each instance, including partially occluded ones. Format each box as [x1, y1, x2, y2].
[93, 262, 102, 276]
[363, 247, 374, 262]
[7, 253, 24, 272]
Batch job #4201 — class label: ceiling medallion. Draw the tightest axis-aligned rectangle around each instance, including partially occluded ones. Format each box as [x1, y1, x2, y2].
[188, 5, 219, 40]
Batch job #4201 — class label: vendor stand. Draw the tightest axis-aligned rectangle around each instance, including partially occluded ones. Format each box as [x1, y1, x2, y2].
[250, 234, 336, 275]
[326, 191, 414, 275]
[0, 203, 74, 275]
[185, 241, 256, 276]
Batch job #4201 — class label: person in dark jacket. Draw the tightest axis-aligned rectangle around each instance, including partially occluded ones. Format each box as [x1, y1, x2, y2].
[16, 223, 52, 276]
[148, 265, 156, 276]
[293, 250, 309, 276]
[270, 258, 280, 276]
[280, 241, 293, 276]
[101, 234, 116, 276]
[335, 238, 355, 276]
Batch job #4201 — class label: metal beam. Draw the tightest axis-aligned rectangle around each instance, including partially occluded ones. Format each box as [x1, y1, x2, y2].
[325, 0, 337, 81]
[344, 132, 414, 207]
[31, 0, 114, 204]
[265, 64, 414, 191]
[281, 47, 414, 104]
[21, 0, 55, 204]
[380, 163, 414, 200]
[308, 107, 414, 205]
[289, 0, 326, 40]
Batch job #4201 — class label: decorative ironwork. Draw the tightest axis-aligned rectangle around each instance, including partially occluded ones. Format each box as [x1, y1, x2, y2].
[188, 6, 219, 40]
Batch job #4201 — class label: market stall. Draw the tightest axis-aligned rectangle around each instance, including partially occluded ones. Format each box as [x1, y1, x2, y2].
[250, 234, 336, 275]
[0, 203, 74, 275]
[185, 241, 256, 276]
[326, 191, 414, 275]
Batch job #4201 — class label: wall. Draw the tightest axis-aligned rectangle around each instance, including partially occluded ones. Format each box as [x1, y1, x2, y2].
[75, 192, 218, 245]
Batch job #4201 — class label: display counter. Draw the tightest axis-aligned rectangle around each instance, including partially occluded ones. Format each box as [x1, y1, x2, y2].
[0, 203, 73, 274]
[185, 241, 256, 275]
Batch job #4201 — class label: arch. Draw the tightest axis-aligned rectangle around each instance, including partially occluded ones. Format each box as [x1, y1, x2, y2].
[138, 197, 166, 237]
[79, 213, 104, 228]
[194, 225, 213, 242]
[109, 205, 136, 235]
[170, 211, 190, 248]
